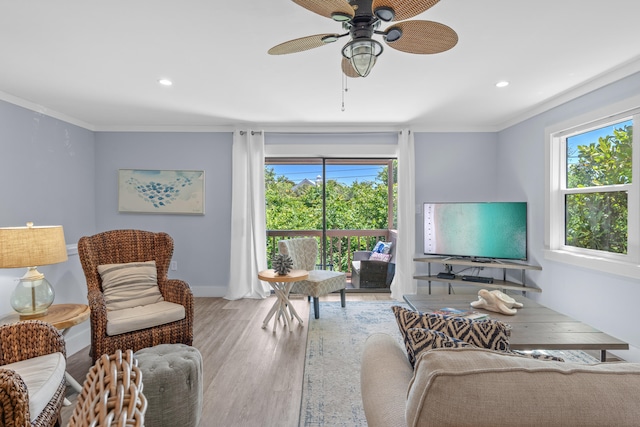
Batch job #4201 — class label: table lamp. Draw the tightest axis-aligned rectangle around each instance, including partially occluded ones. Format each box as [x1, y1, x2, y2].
[0, 222, 68, 319]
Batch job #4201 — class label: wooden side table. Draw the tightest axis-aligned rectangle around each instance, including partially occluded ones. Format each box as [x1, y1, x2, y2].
[0, 303, 90, 393]
[258, 269, 309, 333]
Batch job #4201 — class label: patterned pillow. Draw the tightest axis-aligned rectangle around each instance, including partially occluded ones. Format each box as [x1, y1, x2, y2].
[511, 350, 565, 362]
[392, 305, 511, 367]
[407, 328, 565, 366]
[369, 252, 391, 262]
[406, 328, 472, 367]
[372, 241, 393, 254]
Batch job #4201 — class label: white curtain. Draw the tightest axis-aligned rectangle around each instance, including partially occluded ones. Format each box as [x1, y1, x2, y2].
[224, 130, 270, 300]
[391, 129, 417, 300]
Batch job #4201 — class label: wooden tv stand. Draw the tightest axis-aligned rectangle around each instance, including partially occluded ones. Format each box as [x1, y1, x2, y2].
[413, 256, 541, 294]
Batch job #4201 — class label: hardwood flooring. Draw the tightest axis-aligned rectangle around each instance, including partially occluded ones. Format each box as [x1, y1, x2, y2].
[60, 290, 620, 425]
[61, 292, 392, 426]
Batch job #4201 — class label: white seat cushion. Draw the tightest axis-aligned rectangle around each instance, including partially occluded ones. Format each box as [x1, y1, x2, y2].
[3, 353, 65, 422]
[351, 260, 361, 274]
[107, 300, 186, 336]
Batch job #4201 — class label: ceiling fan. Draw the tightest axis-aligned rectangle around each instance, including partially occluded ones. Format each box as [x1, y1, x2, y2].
[268, 0, 458, 78]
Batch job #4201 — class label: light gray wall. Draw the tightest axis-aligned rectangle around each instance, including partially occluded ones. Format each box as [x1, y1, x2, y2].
[2, 71, 640, 360]
[413, 132, 500, 281]
[0, 99, 96, 354]
[94, 132, 233, 296]
[497, 71, 640, 362]
[414, 132, 499, 204]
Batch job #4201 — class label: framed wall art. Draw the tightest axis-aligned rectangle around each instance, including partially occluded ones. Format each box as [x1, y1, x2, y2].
[118, 169, 205, 214]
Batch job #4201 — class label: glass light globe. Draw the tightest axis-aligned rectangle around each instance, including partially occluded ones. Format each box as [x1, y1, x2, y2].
[10, 275, 55, 318]
[342, 38, 383, 77]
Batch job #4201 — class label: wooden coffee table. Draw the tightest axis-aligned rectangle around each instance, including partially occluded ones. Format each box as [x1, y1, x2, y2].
[403, 293, 628, 361]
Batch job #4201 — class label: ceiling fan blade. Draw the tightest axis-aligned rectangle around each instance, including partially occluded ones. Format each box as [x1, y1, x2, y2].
[268, 34, 340, 55]
[384, 20, 458, 54]
[341, 58, 361, 78]
[292, 0, 354, 20]
[372, 0, 440, 22]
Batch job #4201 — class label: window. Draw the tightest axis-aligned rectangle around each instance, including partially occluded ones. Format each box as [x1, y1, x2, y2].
[547, 105, 640, 278]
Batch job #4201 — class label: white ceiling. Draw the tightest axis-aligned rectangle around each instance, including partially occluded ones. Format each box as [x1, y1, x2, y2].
[1, 0, 640, 132]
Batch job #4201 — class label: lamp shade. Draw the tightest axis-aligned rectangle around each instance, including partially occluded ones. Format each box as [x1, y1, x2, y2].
[0, 223, 68, 268]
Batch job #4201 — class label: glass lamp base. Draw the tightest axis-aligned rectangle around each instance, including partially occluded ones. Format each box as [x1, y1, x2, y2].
[10, 274, 55, 318]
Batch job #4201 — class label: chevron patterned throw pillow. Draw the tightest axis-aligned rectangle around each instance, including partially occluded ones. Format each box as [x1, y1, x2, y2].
[392, 305, 511, 367]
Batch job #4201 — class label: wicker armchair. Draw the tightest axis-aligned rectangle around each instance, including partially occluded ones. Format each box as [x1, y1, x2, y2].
[68, 349, 147, 427]
[78, 229, 194, 362]
[0, 321, 66, 427]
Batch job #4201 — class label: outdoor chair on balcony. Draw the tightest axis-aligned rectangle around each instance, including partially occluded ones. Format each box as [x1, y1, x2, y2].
[351, 237, 396, 289]
[78, 229, 194, 362]
[278, 238, 346, 319]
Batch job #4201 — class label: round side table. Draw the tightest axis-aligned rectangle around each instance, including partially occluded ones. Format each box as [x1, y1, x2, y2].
[258, 269, 309, 333]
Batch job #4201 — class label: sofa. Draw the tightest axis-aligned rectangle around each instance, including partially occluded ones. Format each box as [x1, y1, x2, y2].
[361, 333, 640, 427]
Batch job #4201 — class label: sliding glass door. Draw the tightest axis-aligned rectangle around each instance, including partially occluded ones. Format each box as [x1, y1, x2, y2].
[265, 158, 396, 278]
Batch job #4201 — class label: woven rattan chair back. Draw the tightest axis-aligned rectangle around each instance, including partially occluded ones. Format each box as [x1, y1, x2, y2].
[0, 321, 66, 427]
[68, 349, 147, 427]
[78, 229, 194, 362]
[78, 229, 173, 295]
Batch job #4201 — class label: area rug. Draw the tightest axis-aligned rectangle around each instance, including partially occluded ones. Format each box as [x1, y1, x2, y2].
[299, 301, 405, 427]
[299, 301, 599, 427]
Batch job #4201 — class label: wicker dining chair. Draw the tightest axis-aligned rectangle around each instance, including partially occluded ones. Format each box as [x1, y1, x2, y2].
[78, 229, 194, 362]
[0, 321, 66, 427]
[68, 349, 147, 427]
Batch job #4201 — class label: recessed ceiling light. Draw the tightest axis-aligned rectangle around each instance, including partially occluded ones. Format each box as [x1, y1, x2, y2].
[496, 81, 509, 88]
[158, 78, 173, 86]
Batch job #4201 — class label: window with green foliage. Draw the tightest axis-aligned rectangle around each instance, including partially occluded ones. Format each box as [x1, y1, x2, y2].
[564, 120, 632, 253]
[548, 107, 639, 276]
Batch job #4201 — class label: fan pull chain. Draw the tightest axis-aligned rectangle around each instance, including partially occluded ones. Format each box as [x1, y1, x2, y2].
[341, 73, 348, 112]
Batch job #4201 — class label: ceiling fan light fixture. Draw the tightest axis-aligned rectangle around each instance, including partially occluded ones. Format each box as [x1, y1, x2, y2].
[331, 12, 352, 22]
[384, 27, 402, 43]
[342, 38, 383, 78]
[322, 35, 339, 43]
[374, 6, 395, 22]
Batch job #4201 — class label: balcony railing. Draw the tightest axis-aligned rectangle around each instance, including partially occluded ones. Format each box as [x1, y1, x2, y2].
[266, 229, 397, 277]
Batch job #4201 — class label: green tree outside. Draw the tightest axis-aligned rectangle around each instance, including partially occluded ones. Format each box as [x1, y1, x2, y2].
[265, 161, 396, 271]
[566, 124, 632, 253]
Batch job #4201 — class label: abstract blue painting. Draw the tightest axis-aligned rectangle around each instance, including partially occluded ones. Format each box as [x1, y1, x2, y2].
[118, 169, 205, 214]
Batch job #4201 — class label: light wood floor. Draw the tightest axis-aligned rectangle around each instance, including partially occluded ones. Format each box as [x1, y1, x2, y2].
[61, 292, 392, 426]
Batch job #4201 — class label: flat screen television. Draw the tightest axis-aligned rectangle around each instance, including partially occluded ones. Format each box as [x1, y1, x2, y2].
[423, 202, 527, 261]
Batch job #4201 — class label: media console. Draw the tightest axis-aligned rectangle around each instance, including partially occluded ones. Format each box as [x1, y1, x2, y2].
[413, 257, 542, 294]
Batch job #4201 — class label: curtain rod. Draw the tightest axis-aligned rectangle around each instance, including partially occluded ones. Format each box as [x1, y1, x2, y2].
[266, 131, 400, 136]
[239, 130, 263, 135]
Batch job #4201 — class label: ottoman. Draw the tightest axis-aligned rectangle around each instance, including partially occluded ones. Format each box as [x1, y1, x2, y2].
[135, 344, 203, 427]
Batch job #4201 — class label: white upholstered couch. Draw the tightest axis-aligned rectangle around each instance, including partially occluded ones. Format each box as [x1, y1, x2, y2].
[361, 333, 640, 427]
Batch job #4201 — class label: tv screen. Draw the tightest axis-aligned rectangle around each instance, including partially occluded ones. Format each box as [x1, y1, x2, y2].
[423, 202, 527, 260]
